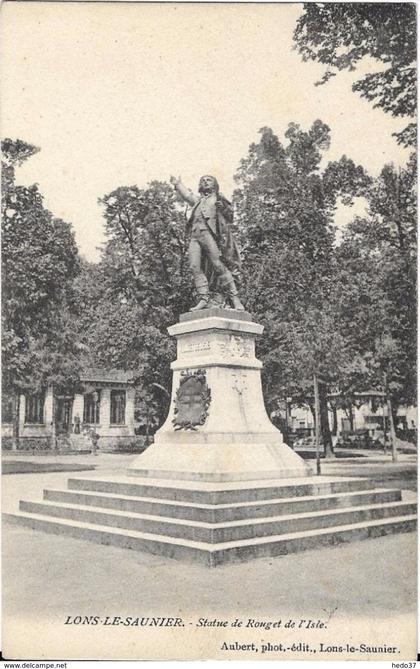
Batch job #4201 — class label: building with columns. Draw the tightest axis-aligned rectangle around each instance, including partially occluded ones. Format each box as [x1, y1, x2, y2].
[2, 369, 136, 452]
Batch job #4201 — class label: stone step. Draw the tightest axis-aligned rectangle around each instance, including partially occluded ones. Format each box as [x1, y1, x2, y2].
[67, 476, 375, 505]
[43, 487, 402, 523]
[18, 499, 416, 543]
[210, 514, 417, 566]
[4, 510, 416, 567]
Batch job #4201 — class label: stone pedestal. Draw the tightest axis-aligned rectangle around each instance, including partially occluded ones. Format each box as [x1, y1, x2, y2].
[129, 309, 312, 481]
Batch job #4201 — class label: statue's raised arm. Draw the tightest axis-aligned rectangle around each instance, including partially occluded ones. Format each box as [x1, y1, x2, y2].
[170, 174, 245, 312]
[170, 176, 197, 207]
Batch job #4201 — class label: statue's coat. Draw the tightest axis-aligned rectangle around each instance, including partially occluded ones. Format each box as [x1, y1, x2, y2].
[187, 194, 241, 291]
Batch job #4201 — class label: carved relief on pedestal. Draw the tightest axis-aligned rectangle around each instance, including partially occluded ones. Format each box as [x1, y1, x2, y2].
[172, 369, 211, 431]
[219, 334, 253, 359]
[231, 370, 248, 396]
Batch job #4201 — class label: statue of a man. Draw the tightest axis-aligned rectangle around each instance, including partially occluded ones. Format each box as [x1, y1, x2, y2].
[170, 174, 245, 311]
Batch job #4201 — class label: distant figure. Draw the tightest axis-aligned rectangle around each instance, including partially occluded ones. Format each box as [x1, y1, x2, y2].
[73, 414, 81, 435]
[89, 427, 100, 456]
[170, 174, 245, 311]
[82, 424, 100, 455]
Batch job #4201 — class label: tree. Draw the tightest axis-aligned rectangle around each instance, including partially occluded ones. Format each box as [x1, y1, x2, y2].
[99, 182, 193, 318]
[334, 156, 416, 459]
[75, 181, 193, 428]
[294, 4, 416, 147]
[235, 123, 369, 454]
[2, 138, 81, 446]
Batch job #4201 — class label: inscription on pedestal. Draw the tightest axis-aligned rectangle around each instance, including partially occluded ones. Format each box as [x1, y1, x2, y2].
[178, 340, 211, 355]
[172, 369, 211, 431]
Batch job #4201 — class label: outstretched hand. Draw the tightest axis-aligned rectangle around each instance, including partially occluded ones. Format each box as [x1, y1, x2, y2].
[170, 175, 181, 186]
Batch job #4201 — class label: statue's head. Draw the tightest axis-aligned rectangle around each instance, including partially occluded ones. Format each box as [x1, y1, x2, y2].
[198, 175, 219, 195]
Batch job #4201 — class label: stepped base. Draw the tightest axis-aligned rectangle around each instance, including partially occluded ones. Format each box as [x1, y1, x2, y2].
[4, 474, 416, 566]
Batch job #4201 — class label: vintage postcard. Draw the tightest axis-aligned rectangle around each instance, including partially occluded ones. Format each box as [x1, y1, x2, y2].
[1, 1, 417, 662]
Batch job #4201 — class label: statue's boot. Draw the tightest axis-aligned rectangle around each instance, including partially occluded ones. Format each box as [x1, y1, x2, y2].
[231, 295, 246, 310]
[208, 291, 225, 308]
[219, 272, 245, 310]
[191, 298, 210, 311]
[190, 277, 210, 311]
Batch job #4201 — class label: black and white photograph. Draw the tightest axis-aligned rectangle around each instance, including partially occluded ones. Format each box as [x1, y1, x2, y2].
[1, 1, 417, 661]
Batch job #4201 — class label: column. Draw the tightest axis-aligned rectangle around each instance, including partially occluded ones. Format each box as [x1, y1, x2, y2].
[72, 393, 84, 432]
[44, 387, 54, 426]
[100, 387, 111, 433]
[19, 394, 26, 433]
[126, 387, 135, 434]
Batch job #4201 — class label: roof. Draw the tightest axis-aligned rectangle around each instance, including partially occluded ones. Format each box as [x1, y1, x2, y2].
[80, 368, 136, 384]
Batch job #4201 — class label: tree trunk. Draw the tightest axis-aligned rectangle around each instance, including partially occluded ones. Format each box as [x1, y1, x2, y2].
[319, 381, 334, 457]
[384, 372, 398, 462]
[313, 374, 321, 475]
[329, 402, 338, 436]
[382, 402, 388, 454]
[12, 393, 20, 451]
[391, 402, 400, 436]
[306, 402, 315, 435]
[145, 407, 151, 446]
[343, 404, 354, 432]
[348, 404, 354, 432]
[51, 390, 57, 451]
[285, 397, 291, 436]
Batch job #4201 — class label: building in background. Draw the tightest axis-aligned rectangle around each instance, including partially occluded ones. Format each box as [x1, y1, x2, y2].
[2, 369, 136, 452]
[283, 391, 416, 443]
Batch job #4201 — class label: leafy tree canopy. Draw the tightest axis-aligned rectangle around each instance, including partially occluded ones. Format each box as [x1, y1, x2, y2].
[75, 181, 194, 426]
[234, 123, 371, 449]
[2, 138, 81, 396]
[335, 156, 416, 408]
[294, 3, 416, 146]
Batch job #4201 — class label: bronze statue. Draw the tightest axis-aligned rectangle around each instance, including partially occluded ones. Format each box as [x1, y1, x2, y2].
[170, 175, 245, 311]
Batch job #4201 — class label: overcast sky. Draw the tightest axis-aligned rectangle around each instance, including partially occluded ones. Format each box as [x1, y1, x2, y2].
[1, 2, 411, 261]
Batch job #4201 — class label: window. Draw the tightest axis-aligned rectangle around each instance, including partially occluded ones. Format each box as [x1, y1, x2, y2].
[25, 394, 45, 424]
[110, 389, 126, 425]
[2, 395, 14, 423]
[83, 390, 101, 424]
[364, 415, 382, 425]
[341, 418, 351, 432]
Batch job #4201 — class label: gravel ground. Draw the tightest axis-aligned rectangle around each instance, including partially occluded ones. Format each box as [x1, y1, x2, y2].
[3, 522, 416, 619]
